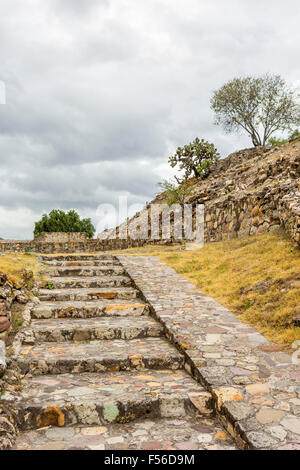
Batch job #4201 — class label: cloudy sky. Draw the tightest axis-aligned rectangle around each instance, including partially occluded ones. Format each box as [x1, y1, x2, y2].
[0, 0, 299, 239]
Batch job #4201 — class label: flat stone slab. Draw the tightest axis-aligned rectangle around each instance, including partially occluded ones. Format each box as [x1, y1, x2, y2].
[42, 266, 126, 277]
[26, 317, 164, 342]
[38, 286, 140, 302]
[12, 416, 237, 450]
[119, 255, 300, 450]
[18, 337, 184, 375]
[39, 275, 131, 289]
[32, 300, 150, 319]
[40, 255, 118, 262]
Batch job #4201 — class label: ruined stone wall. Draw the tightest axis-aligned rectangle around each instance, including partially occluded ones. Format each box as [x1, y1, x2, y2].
[201, 150, 300, 245]
[0, 237, 181, 254]
[34, 232, 87, 242]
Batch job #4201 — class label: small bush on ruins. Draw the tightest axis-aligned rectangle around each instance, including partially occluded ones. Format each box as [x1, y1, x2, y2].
[168, 137, 220, 183]
[34, 209, 96, 239]
[211, 74, 300, 147]
[157, 179, 194, 206]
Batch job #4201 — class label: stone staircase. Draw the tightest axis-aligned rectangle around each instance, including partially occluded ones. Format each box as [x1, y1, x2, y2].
[12, 254, 237, 450]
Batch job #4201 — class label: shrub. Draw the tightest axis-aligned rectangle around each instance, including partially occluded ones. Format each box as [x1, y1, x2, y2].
[157, 179, 194, 206]
[168, 137, 220, 182]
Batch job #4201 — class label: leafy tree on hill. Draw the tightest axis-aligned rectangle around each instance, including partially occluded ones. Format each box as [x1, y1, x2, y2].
[211, 74, 300, 147]
[168, 137, 220, 183]
[34, 209, 95, 239]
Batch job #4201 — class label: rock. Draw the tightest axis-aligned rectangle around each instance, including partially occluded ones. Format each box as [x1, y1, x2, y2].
[281, 417, 300, 435]
[256, 408, 285, 424]
[225, 401, 254, 422]
[159, 395, 185, 418]
[247, 431, 278, 449]
[36, 405, 65, 427]
[245, 383, 270, 395]
[14, 291, 28, 304]
[188, 392, 213, 415]
[212, 387, 244, 411]
[103, 402, 119, 423]
[0, 316, 10, 333]
[0, 272, 8, 287]
[0, 340, 7, 376]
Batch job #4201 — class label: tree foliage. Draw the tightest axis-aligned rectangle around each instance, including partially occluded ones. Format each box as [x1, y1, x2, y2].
[157, 179, 194, 206]
[34, 209, 95, 239]
[211, 74, 300, 147]
[168, 137, 220, 182]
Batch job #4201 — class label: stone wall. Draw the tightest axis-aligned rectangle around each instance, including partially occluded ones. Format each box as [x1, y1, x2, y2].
[200, 149, 300, 245]
[34, 232, 87, 242]
[0, 237, 181, 254]
[0, 269, 32, 352]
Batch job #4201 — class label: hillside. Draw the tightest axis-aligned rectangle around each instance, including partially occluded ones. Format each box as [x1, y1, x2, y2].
[99, 138, 300, 247]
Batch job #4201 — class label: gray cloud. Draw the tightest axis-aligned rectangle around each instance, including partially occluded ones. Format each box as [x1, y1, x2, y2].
[0, 0, 299, 239]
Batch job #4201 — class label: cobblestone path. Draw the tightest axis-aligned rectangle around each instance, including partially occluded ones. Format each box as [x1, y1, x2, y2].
[12, 254, 237, 450]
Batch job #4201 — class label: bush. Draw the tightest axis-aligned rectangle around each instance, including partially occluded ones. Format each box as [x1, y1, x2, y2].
[157, 179, 194, 206]
[34, 209, 95, 239]
[168, 137, 220, 182]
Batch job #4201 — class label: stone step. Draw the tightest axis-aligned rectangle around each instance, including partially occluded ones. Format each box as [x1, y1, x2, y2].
[40, 255, 118, 262]
[38, 287, 140, 302]
[18, 338, 184, 375]
[41, 266, 126, 277]
[32, 300, 150, 319]
[13, 417, 236, 450]
[43, 260, 122, 267]
[38, 276, 132, 290]
[14, 370, 213, 432]
[25, 317, 164, 343]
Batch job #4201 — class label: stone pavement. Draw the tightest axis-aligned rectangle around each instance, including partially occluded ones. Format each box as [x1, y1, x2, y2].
[119, 255, 300, 450]
[13, 417, 236, 451]
[8, 254, 237, 450]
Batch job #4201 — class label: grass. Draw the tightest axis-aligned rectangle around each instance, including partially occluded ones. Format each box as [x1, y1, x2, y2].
[0, 253, 39, 345]
[116, 231, 300, 348]
[0, 252, 38, 287]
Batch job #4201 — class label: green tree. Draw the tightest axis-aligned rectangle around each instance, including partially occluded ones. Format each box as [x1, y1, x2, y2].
[211, 74, 300, 147]
[157, 179, 194, 206]
[168, 137, 220, 183]
[34, 209, 95, 239]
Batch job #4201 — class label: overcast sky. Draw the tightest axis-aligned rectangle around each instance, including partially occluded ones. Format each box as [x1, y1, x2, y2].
[0, 0, 299, 239]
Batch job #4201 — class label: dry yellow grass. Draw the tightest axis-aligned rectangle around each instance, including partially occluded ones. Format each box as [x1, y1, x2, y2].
[116, 232, 300, 347]
[0, 253, 38, 285]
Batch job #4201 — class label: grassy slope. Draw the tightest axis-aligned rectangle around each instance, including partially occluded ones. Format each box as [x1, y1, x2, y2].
[0, 253, 38, 344]
[116, 231, 300, 348]
[0, 253, 38, 286]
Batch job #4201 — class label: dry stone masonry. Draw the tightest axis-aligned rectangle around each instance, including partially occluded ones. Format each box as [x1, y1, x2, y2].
[1, 254, 237, 450]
